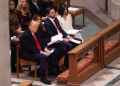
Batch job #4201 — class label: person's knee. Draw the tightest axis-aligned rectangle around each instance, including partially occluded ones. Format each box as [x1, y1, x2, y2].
[68, 43, 74, 50]
[41, 55, 47, 60]
[53, 48, 57, 53]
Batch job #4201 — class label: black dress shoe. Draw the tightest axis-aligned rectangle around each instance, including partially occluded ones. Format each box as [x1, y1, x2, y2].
[41, 78, 51, 85]
[48, 70, 60, 76]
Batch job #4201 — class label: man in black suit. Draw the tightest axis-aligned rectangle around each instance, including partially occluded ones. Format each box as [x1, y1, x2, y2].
[44, 7, 82, 52]
[44, 7, 82, 68]
[28, 0, 46, 21]
[20, 21, 58, 85]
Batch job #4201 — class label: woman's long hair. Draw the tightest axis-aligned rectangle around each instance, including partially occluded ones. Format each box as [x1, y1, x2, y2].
[58, 3, 68, 17]
[32, 14, 46, 32]
[17, 0, 30, 16]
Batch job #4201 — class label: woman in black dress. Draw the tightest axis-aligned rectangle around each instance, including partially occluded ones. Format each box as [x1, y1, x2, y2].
[32, 14, 67, 71]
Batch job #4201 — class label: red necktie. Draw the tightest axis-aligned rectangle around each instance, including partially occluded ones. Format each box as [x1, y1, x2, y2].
[34, 34, 42, 50]
[54, 20, 64, 38]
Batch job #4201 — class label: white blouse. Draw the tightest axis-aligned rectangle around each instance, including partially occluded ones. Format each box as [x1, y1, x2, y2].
[57, 14, 74, 32]
[57, 14, 84, 42]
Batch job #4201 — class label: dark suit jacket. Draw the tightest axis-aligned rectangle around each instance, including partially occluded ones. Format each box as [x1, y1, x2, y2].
[20, 28, 47, 61]
[28, 0, 46, 18]
[44, 17, 68, 38]
[37, 27, 51, 45]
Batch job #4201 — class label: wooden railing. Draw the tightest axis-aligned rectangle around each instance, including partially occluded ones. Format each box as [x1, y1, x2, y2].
[57, 19, 120, 86]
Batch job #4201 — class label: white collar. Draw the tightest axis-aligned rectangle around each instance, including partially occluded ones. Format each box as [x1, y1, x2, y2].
[48, 17, 55, 22]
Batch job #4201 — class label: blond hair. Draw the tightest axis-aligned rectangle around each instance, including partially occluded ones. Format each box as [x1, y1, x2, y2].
[17, 0, 30, 16]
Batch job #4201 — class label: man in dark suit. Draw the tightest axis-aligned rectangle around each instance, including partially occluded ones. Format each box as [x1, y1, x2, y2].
[28, 0, 46, 21]
[20, 21, 58, 85]
[44, 7, 82, 52]
[44, 7, 82, 68]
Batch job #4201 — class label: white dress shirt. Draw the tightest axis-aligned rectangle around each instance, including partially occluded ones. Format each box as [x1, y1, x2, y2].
[48, 17, 61, 34]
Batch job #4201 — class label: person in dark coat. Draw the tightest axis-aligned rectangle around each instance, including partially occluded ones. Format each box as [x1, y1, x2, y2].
[41, 0, 54, 11]
[9, 0, 25, 73]
[32, 14, 67, 71]
[28, 0, 46, 21]
[20, 21, 58, 85]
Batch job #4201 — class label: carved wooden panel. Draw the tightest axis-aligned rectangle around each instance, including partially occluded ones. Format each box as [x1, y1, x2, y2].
[77, 39, 100, 58]
[104, 26, 120, 40]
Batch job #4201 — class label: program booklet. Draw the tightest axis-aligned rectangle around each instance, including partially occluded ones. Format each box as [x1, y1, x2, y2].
[47, 34, 63, 46]
[66, 30, 85, 35]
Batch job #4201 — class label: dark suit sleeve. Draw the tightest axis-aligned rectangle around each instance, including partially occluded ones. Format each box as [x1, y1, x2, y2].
[42, 37, 51, 45]
[44, 23, 53, 37]
[29, 4, 34, 18]
[20, 34, 41, 54]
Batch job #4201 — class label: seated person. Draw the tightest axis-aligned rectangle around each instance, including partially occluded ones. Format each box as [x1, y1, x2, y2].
[44, 7, 82, 68]
[44, 7, 82, 52]
[58, 4, 84, 42]
[20, 21, 58, 85]
[28, 0, 46, 21]
[10, 37, 20, 73]
[32, 14, 67, 71]
[17, 0, 31, 31]
[9, 0, 24, 37]
[9, 0, 25, 72]
[41, 0, 54, 12]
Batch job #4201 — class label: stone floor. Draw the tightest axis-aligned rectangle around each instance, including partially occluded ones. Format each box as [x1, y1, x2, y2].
[11, 0, 120, 86]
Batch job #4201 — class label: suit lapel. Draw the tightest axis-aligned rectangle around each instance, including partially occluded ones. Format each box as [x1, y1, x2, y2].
[28, 29, 38, 47]
[47, 18, 58, 35]
[30, 1, 41, 14]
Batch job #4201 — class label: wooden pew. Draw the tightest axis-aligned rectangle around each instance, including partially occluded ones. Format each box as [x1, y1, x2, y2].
[56, 19, 120, 86]
[57, 34, 103, 86]
[96, 18, 120, 67]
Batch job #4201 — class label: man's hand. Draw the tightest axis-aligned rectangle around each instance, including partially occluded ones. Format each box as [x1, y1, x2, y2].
[41, 51, 48, 57]
[63, 38, 70, 42]
[41, 17, 46, 21]
[44, 48, 50, 52]
[13, 37, 20, 41]
[67, 36, 73, 40]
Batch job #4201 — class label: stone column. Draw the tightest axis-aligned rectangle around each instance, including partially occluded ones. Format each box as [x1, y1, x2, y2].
[0, 0, 11, 86]
[97, 0, 106, 11]
[111, 0, 120, 20]
[108, 0, 112, 14]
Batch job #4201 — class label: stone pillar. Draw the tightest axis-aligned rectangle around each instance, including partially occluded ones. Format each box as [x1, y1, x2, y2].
[108, 0, 112, 14]
[0, 0, 11, 86]
[111, 0, 120, 20]
[97, 0, 106, 11]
